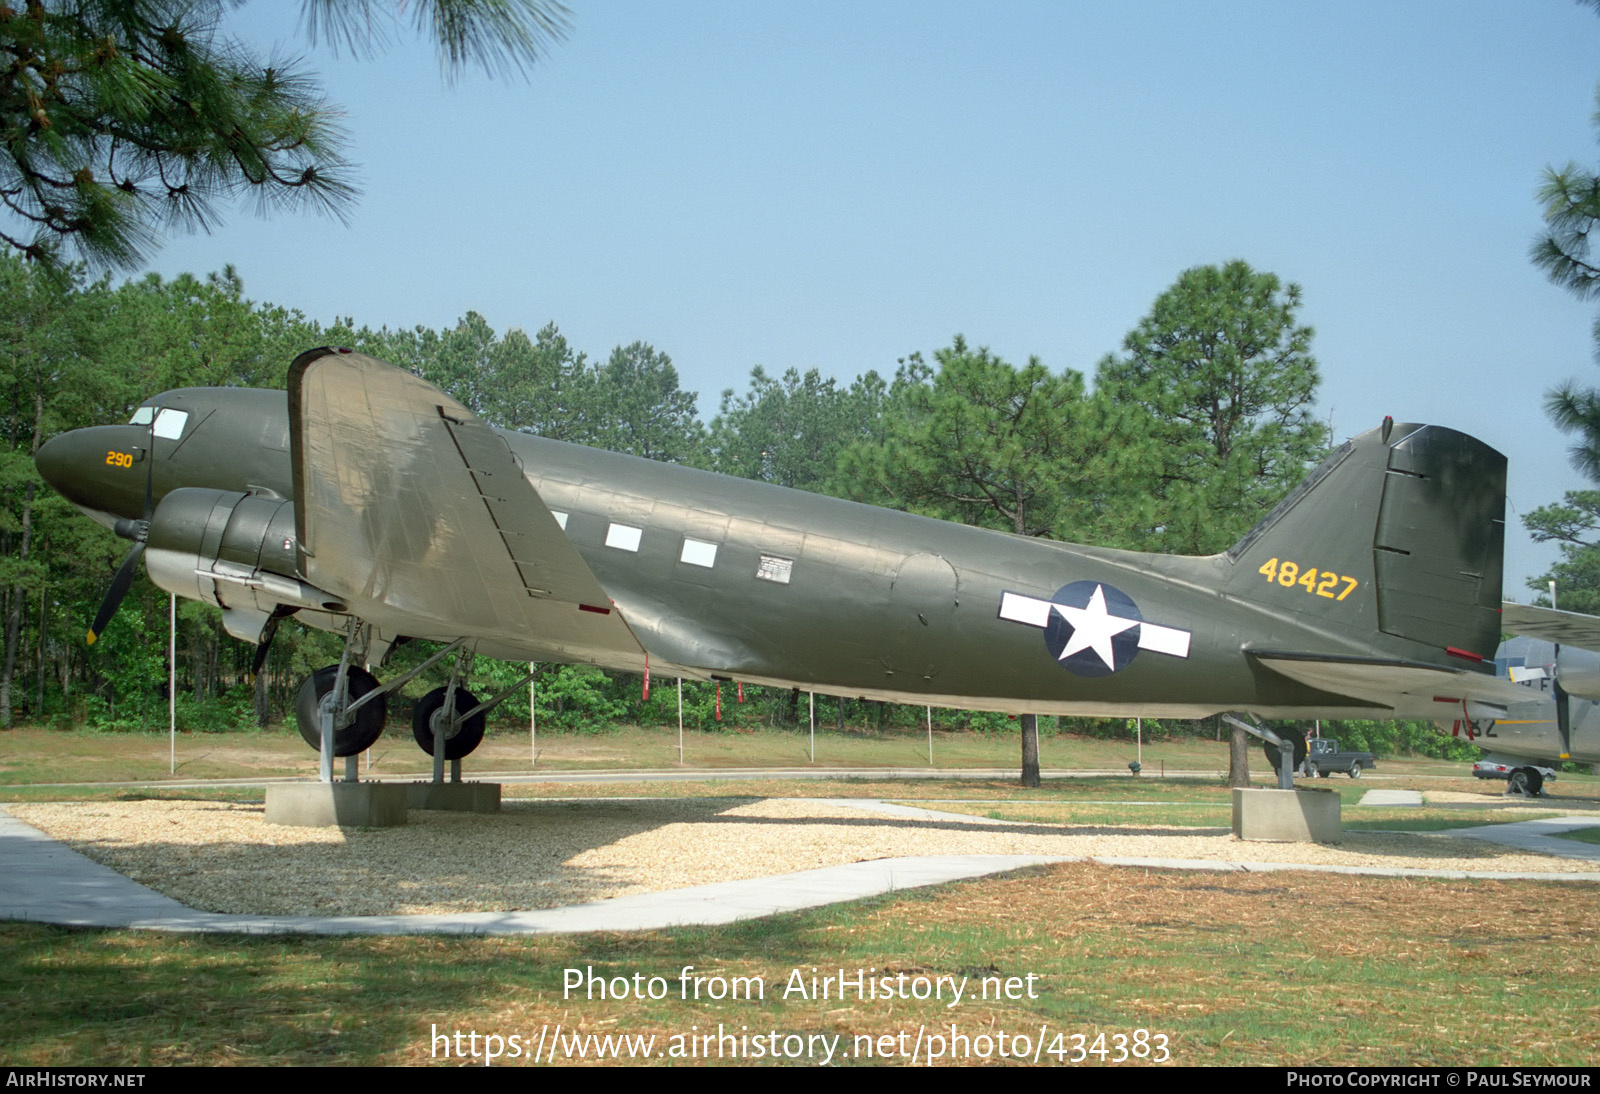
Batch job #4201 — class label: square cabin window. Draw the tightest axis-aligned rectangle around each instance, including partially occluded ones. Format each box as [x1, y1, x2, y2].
[152, 408, 188, 440]
[680, 538, 718, 568]
[605, 523, 643, 552]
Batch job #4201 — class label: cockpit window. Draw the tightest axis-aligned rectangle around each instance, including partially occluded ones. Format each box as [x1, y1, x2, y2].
[152, 408, 188, 440]
[129, 406, 154, 425]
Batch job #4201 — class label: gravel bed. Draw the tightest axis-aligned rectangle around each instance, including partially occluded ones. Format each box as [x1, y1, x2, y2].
[6, 797, 1593, 919]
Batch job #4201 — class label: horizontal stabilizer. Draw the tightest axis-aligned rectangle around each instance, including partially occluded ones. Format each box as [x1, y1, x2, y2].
[1250, 650, 1531, 719]
[1501, 602, 1600, 650]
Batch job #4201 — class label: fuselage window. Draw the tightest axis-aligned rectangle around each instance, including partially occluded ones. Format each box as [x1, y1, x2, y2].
[152, 408, 188, 440]
[680, 538, 718, 568]
[605, 523, 643, 552]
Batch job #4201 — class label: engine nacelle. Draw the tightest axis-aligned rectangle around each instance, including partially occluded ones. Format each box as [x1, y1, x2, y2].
[144, 488, 348, 642]
[1557, 646, 1600, 700]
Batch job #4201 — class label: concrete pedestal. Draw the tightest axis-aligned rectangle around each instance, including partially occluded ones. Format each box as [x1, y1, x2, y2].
[1231, 787, 1340, 843]
[406, 782, 501, 813]
[266, 783, 410, 828]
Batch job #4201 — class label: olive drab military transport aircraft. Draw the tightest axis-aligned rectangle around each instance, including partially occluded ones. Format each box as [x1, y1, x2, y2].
[34, 348, 1530, 775]
[1435, 602, 1600, 796]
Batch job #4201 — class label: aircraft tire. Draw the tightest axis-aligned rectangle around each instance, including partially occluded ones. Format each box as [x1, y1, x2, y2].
[1509, 768, 1543, 797]
[411, 686, 487, 760]
[295, 665, 387, 757]
[1349, 761, 1362, 779]
[1262, 734, 1309, 776]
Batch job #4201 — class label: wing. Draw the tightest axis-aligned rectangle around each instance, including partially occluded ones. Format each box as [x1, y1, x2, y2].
[1249, 650, 1533, 718]
[288, 347, 646, 667]
[1500, 602, 1600, 649]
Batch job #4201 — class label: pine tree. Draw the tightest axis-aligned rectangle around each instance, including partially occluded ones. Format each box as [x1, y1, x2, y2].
[0, 1, 567, 270]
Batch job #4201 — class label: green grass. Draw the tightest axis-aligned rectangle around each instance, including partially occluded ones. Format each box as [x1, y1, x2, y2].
[4, 864, 1596, 1066]
[0, 723, 1331, 785]
[907, 798, 1570, 832]
[5, 730, 1597, 1065]
[8, 723, 1582, 790]
[1554, 827, 1600, 845]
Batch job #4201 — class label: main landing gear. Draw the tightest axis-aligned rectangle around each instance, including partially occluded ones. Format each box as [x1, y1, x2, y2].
[1220, 713, 1342, 843]
[288, 630, 497, 780]
[287, 627, 538, 776]
[271, 628, 534, 827]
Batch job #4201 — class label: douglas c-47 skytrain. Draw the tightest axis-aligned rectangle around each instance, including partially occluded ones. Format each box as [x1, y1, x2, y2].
[34, 348, 1529, 774]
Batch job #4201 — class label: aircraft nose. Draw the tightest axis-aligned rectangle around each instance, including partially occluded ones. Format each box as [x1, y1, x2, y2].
[34, 431, 81, 494]
[34, 426, 149, 519]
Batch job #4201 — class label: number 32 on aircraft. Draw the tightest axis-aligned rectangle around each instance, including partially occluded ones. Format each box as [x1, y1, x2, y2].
[1257, 558, 1358, 601]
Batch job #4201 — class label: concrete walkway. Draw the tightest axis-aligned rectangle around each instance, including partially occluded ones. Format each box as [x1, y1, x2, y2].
[1438, 814, 1600, 864]
[3, 803, 1599, 937]
[1357, 789, 1424, 806]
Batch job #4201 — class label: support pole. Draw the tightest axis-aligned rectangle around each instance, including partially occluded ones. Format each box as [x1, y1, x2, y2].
[809, 691, 815, 763]
[530, 662, 537, 767]
[168, 595, 176, 775]
[322, 619, 358, 784]
[677, 678, 684, 764]
[432, 710, 447, 784]
[319, 702, 334, 784]
[927, 705, 933, 765]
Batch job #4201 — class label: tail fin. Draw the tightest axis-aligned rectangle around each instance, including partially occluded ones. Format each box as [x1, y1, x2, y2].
[1224, 419, 1506, 660]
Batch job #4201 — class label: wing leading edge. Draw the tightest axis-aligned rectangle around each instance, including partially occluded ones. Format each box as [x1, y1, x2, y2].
[288, 347, 646, 667]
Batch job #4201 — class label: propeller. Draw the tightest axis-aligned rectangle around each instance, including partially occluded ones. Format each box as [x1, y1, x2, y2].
[86, 406, 157, 645]
[1551, 580, 1571, 760]
[1555, 674, 1574, 760]
[249, 605, 299, 679]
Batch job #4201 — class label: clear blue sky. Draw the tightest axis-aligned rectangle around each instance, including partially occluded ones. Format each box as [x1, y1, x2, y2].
[138, 1, 1600, 594]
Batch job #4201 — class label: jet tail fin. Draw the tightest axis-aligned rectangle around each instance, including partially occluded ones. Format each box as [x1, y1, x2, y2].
[1224, 419, 1506, 662]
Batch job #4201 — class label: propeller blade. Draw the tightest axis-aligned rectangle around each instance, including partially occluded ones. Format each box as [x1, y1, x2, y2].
[86, 402, 160, 647]
[249, 607, 298, 679]
[87, 541, 145, 645]
[1556, 677, 1574, 760]
[1555, 636, 1573, 760]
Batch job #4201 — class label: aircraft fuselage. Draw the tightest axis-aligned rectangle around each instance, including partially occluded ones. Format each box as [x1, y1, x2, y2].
[35, 380, 1506, 720]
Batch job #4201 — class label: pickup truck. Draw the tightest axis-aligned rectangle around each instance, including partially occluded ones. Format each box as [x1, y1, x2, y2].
[1300, 738, 1377, 779]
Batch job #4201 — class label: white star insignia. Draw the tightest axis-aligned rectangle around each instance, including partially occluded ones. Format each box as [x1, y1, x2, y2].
[997, 585, 1192, 666]
[1052, 584, 1139, 669]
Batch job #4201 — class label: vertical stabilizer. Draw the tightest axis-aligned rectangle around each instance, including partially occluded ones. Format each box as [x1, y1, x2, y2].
[1225, 421, 1505, 660]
